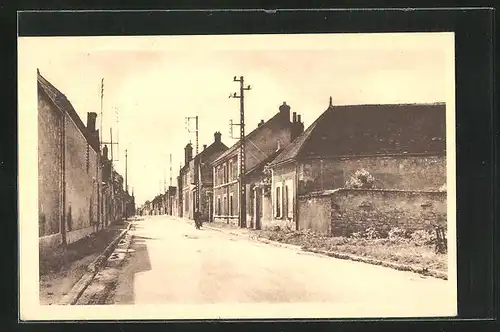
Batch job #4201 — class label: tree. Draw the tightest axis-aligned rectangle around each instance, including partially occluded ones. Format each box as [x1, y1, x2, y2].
[345, 169, 375, 189]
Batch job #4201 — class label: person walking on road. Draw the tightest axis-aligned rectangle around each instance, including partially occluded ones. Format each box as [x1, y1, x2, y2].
[194, 210, 202, 229]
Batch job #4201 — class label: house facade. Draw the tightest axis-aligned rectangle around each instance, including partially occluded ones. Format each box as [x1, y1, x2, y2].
[165, 186, 178, 216]
[211, 102, 304, 227]
[179, 132, 228, 221]
[267, 98, 447, 233]
[180, 143, 195, 219]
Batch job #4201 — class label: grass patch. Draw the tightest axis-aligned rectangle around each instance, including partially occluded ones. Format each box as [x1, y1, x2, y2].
[257, 227, 447, 274]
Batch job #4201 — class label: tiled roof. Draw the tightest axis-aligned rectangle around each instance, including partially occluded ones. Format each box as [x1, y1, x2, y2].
[37, 70, 100, 152]
[212, 111, 284, 165]
[245, 148, 283, 176]
[195, 141, 228, 164]
[269, 102, 446, 167]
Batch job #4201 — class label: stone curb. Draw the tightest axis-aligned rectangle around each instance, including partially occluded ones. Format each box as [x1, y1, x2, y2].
[58, 222, 133, 305]
[303, 248, 448, 280]
[203, 225, 448, 281]
[76, 229, 135, 305]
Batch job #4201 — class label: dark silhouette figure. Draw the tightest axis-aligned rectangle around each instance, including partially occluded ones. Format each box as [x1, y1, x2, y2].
[194, 210, 202, 229]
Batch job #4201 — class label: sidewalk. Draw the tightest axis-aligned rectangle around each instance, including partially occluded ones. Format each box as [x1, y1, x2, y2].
[39, 221, 128, 305]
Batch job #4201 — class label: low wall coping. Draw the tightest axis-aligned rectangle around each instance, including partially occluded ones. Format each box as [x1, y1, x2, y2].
[299, 188, 446, 199]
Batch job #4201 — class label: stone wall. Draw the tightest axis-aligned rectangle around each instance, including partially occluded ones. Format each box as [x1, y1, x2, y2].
[297, 155, 446, 195]
[64, 114, 100, 244]
[298, 189, 447, 236]
[297, 193, 332, 233]
[38, 91, 63, 239]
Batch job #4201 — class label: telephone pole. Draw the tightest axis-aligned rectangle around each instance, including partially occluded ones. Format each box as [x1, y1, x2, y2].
[100, 79, 104, 141]
[185, 116, 199, 155]
[101, 127, 119, 223]
[97, 78, 104, 230]
[125, 149, 128, 193]
[229, 76, 251, 228]
[185, 115, 200, 212]
[169, 153, 173, 186]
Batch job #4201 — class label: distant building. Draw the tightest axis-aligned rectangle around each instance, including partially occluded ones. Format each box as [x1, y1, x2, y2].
[101, 145, 113, 227]
[267, 98, 447, 232]
[165, 186, 177, 216]
[211, 102, 304, 227]
[180, 132, 228, 221]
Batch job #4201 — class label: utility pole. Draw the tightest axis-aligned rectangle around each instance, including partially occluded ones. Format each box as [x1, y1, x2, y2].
[125, 149, 128, 193]
[229, 75, 251, 228]
[185, 116, 199, 155]
[97, 78, 104, 230]
[170, 154, 173, 186]
[115, 107, 120, 163]
[100, 79, 104, 142]
[101, 127, 119, 223]
[185, 115, 200, 212]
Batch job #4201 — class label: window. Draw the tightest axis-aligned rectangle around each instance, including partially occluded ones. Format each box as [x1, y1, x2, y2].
[229, 194, 233, 216]
[276, 187, 281, 217]
[217, 196, 221, 215]
[233, 159, 237, 180]
[223, 196, 227, 215]
[228, 160, 232, 182]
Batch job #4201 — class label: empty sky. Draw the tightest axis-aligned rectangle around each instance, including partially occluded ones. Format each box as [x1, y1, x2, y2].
[22, 33, 454, 206]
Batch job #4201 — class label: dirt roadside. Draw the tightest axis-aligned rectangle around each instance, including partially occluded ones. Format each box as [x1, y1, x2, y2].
[39, 222, 127, 305]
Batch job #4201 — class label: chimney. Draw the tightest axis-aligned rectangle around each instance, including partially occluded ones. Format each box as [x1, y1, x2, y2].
[87, 112, 97, 132]
[185, 143, 193, 165]
[292, 112, 297, 123]
[203, 144, 207, 150]
[103, 145, 108, 159]
[214, 131, 222, 143]
[279, 102, 291, 121]
[258, 120, 264, 127]
[291, 114, 305, 141]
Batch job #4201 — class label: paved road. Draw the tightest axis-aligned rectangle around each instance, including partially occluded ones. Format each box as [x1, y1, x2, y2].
[107, 215, 455, 318]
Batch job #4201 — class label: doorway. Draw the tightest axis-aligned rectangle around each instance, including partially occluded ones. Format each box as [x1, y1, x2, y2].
[255, 187, 262, 230]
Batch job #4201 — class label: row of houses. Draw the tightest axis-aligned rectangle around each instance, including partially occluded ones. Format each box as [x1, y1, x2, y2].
[38, 70, 135, 256]
[140, 97, 447, 235]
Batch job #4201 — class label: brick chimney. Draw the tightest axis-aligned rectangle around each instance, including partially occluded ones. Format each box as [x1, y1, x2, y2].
[291, 113, 304, 141]
[279, 102, 291, 121]
[87, 112, 97, 133]
[292, 112, 297, 123]
[203, 144, 207, 150]
[185, 143, 193, 165]
[258, 120, 265, 127]
[214, 131, 222, 143]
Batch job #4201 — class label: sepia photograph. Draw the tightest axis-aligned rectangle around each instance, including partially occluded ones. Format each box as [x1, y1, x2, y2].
[18, 32, 457, 320]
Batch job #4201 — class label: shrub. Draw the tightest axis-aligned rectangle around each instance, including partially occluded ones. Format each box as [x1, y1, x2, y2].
[388, 227, 410, 244]
[409, 229, 434, 246]
[365, 227, 381, 240]
[345, 169, 375, 189]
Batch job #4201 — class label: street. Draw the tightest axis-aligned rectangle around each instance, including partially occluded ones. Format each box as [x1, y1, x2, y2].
[105, 215, 455, 317]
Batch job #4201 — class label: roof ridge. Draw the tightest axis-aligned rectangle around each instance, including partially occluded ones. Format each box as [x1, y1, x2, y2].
[331, 102, 446, 108]
[38, 71, 100, 152]
[269, 105, 333, 167]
